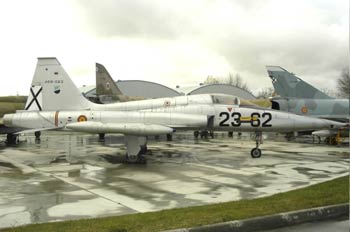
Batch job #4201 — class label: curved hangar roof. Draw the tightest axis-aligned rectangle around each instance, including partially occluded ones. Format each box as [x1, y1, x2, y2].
[117, 80, 181, 98]
[178, 84, 256, 100]
[83, 82, 256, 100]
[83, 80, 181, 99]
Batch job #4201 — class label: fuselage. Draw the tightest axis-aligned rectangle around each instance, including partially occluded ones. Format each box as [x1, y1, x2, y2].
[4, 94, 342, 134]
[271, 98, 350, 122]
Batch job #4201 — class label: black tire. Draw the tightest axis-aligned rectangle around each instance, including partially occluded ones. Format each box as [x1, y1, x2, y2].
[250, 148, 262, 158]
[6, 134, 19, 145]
[99, 133, 105, 141]
[126, 154, 138, 163]
[201, 131, 208, 139]
[210, 131, 214, 139]
[194, 131, 199, 138]
[34, 131, 41, 138]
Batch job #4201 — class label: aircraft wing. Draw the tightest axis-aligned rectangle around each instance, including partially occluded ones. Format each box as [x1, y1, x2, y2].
[0, 125, 61, 135]
[0, 125, 22, 134]
[13, 127, 61, 135]
[66, 121, 175, 136]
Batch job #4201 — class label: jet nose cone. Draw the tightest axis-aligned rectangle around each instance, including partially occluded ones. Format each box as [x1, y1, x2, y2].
[325, 120, 347, 129]
[293, 115, 346, 131]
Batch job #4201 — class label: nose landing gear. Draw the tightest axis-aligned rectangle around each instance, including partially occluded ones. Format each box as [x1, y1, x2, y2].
[251, 131, 262, 158]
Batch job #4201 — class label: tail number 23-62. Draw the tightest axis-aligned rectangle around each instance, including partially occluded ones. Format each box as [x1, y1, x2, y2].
[219, 112, 272, 127]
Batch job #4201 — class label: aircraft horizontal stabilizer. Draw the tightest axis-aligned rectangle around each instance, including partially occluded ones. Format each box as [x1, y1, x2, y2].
[66, 121, 175, 136]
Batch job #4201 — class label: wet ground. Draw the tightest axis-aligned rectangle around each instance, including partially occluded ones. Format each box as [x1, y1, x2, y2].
[0, 132, 348, 228]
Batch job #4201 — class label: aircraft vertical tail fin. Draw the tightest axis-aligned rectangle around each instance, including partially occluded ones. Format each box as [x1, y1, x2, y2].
[266, 66, 332, 99]
[25, 58, 94, 111]
[96, 63, 123, 97]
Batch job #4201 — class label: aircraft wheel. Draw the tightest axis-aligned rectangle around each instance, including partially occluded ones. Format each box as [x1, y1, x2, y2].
[34, 131, 41, 139]
[194, 131, 199, 139]
[250, 148, 262, 158]
[200, 131, 208, 139]
[166, 134, 173, 141]
[98, 133, 105, 141]
[6, 134, 19, 145]
[125, 153, 147, 164]
[137, 155, 147, 164]
[126, 154, 138, 163]
[210, 131, 214, 139]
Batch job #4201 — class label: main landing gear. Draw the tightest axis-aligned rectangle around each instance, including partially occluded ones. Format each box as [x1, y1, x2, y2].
[98, 133, 105, 141]
[6, 133, 19, 145]
[193, 130, 214, 139]
[251, 131, 262, 158]
[35, 131, 41, 140]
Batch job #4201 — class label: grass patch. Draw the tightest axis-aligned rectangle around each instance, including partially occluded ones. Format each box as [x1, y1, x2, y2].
[1, 175, 348, 232]
[0, 102, 25, 118]
[0, 96, 27, 103]
[0, 96, 27, 119]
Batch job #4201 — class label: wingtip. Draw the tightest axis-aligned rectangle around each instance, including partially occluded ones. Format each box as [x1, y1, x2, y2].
[37, 57, 61, 65]
[266, 66, 288, 72]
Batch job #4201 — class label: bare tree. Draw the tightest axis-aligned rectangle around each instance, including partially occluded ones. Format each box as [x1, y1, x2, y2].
[337, 67, 350, 98]
[320, 88, 337, 98]
[203, 73, 252, 94]
[225, 73, 235, 85]
[204, 75, 220, 84]
[232, 74, 251, 93]
[256, 87, 275, 99]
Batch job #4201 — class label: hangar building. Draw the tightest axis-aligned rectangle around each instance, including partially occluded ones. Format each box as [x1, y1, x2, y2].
[176, 84, 256, 100]
[82, 80, 181, 100]
[81, 82, 256, 100]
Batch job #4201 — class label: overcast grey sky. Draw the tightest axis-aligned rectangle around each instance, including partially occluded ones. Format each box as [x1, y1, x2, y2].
[0, 0, 348, 96]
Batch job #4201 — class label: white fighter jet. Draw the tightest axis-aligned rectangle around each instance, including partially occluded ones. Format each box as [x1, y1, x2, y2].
[3, 58, 345, 162]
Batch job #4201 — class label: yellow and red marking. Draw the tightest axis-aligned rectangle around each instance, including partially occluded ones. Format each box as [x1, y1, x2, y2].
[164, 100, 171, 107]
[240, 116, 259, 121]
[301, 106, 308, 114]
[77, 115, 88, 122]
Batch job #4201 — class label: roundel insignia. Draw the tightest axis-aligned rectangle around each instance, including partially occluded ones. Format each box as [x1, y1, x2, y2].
[106, 82, 110, 90]
[77, 115, 88, 122]
[164, 100, 171, 107]
[301, 106, 308, 114]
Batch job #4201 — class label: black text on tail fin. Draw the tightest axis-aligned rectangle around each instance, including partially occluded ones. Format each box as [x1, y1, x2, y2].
[25, 57, 94, 111]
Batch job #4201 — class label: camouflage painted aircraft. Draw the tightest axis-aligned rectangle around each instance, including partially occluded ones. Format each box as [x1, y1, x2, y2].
[266, 66, 349, 143]
[2, 58, 345, 162]
[94, 63, 143, 103]
[95, 62, 123, 103]
[266, 66, 349, 122]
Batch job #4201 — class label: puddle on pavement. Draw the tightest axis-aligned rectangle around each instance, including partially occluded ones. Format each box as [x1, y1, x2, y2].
[0, 131, 348, 229]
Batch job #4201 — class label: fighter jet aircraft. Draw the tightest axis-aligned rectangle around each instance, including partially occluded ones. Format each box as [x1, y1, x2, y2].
[266, 66, 349, 143]
[2, 58, 345, 162]
[84, 63, 145, 104]
[267, 66, 349, 122]
[94, 62, 123, 103]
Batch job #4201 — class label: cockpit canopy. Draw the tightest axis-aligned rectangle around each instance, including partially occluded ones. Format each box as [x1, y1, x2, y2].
[211, 94, 240, 105]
